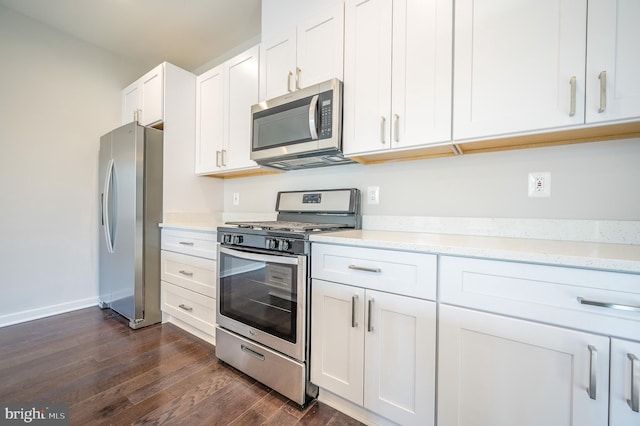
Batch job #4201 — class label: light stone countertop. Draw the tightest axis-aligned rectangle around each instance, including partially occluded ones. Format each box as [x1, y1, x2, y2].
[310, 229, 640, 274]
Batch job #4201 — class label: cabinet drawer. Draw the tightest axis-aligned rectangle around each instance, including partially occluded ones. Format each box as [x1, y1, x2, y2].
[161, 251, 216, 298]
[161, 282, 216, 336]
[161, 228, 217, 259]
[440, 256, 640, 341]
[311, 243, 437, 300]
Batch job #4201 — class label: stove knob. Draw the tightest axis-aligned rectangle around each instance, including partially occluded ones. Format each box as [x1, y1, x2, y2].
[223, 234, 232, 244]
[266, 238, 277, 250]
[279, 239, 290, 251]
[232, 235, 244, 245]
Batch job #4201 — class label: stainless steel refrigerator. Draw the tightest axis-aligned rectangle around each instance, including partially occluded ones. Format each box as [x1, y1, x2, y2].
[98, 122, 163, 329]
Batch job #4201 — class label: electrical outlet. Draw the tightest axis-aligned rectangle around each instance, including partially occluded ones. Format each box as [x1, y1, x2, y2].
[233, 192, 240, 206]
[528, 172, 551, 197]
[367, 186, 380, 205]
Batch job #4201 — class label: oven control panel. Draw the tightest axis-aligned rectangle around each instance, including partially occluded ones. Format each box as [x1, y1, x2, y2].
[219, 232, 306, 255]
[266, 238, 292, 252]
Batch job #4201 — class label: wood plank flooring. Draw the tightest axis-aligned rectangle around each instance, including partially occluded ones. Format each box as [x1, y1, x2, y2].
[0, 307, 363, 425]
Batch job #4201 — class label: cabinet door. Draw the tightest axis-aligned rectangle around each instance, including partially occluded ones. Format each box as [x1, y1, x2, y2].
[391, 0, 452, 148]
[610, 338, 640, 426]
[586, 0, 640, 123]
[364, 290, 436, 426]
[224, 46, 259, 170]
[343, 0, 393, 155]
[310, 279, 365, 405]
[259, 31, 296, 101]
[121, 81, 138, 125]
[139, 63, 164, 126]
[438, 305, 609, 426]
[453, 0, 587, 140]
[195, 65, 225, 174]
[296, 3, 344, 90]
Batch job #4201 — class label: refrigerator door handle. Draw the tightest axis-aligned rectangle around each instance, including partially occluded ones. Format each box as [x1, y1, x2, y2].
[102, 159, 115, 253]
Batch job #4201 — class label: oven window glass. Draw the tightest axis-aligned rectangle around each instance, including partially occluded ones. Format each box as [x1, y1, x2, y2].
[219, 251, 297, 343]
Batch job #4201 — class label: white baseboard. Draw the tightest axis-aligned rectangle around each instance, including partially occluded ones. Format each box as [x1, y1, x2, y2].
[0, 297, 99, 328]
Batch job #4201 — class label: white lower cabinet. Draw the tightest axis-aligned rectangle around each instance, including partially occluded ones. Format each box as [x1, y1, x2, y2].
[311, 278, 436, 426]
[610, 338, 640, 425]
[438, 304, 610, 426]
[160, 228, 217, 345]
[438, 255, 640, 426]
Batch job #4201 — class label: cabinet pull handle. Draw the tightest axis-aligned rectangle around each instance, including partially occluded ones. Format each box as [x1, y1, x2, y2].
[569, 76, 577, 117]
[393, 114, 400, 142]
[287, 71, 293, 93]
[178, 270, 193, 277]
[598, 70, 607, 113]
[348, 265, 381, 273]
[179, 241, 194, 246]
[178, 304, 193, 312]
[241, 344, 265, 361]
[216, 150, 221, 167]
[295, 67, 301, 90]
[367, 298, 374, 332]
[629, 353, 640, 412]
[380, 116, 386, 144]
[221, 149, 227, 166]
[577, 297, 640, 313]
[587, 345, 597, 400]
[351, 295, 358, 328]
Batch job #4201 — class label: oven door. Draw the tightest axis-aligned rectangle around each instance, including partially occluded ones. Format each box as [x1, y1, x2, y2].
[216, 245, 307, 361]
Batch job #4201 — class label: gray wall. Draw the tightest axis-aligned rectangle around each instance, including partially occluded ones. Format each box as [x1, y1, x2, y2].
[223, 138, 640, 220]
[0, 6, 146, 325]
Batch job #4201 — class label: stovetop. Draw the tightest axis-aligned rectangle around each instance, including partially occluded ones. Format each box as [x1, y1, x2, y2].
[224, 220, 352, 233]
[218, 189, 361, 254]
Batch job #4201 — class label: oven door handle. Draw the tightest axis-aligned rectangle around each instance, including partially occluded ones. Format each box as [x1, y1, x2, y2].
[219, 246, 301, 266]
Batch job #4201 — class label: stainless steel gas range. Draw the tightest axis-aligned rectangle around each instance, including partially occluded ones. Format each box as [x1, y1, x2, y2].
[215, 188, 361, 407]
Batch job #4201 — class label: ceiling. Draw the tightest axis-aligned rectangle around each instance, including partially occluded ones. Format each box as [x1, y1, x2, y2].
[0, 0, 262, 71]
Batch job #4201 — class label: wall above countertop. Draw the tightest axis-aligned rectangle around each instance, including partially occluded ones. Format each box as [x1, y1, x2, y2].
[222, 138, 640, 222]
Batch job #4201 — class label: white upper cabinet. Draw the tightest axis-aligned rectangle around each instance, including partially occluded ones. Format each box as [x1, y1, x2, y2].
[195, 46, 260, 175]
[121, 63, 165, 127]
[343, 0, 453, 156]
[195, 65, 224, 174]
[586, 0, 640, 123]
[259, 3, 344, 101]
[453, 0, 587, 141]
[225, 46, 260, 170]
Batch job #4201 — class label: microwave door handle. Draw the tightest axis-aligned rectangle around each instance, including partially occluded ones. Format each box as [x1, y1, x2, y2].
[308, 94, 319, 140]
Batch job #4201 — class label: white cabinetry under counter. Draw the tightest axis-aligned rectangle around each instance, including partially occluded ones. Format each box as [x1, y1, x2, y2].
[310, 243, 437, 426]
[160, 227, 217, 345]
[438, 255, 640, 426]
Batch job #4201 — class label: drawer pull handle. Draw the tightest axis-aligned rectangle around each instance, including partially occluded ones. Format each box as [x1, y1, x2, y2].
[367, 298, 374, 333]
[179, 241, 194, 246]
[178, 270, 194, 277]
[587, 345, 597, 400]
[348, 265, 381, 273]
[241, 344, 265, 361]
[577, 297, 640, 313]
[629, 353, 639, 412]
[351, 295, 358, 328]
[178, 304, 193, 312]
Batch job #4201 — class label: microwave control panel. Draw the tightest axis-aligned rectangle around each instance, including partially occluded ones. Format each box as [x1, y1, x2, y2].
[318, 91, 333, 139]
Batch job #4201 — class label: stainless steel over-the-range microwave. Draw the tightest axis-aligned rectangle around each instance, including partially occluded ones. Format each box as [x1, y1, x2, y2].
[250, 78, 354, 170]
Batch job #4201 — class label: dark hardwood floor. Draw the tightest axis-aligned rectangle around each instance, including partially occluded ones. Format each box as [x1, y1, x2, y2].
[0, 307, 362, 425]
